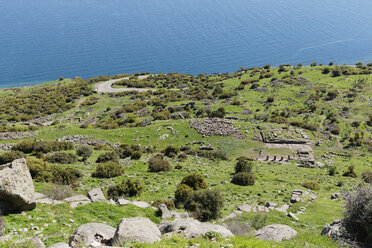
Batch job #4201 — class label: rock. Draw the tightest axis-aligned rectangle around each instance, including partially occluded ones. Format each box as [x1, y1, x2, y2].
[331, 193, 340, 200]
[255, 224, 297, 241]
[288, 212, 299, 221]
[112, 217, 161, 244]
[0, 234, 11, 244]
[0, 217, 4, 236]
[158, 218, 234, 238]
[158, 204, 172, 219]
[15, 237, 46, 248]
[321, 219, 349, 241]
[64, 195, 90, 202]
[48, 243, 70, 248]
[36, 198, 64, 205]
[117, 198, 130, 206]
[0, 158, 36, 212]
[237, 204, 251, 212]
[70, 201, 91, 208]
[265, 202, 278, 208]
[34, 192, 47, 200]
[88, 188, 106, 202]
[69, 223, 116, 247]
[131, 201, 149, 208]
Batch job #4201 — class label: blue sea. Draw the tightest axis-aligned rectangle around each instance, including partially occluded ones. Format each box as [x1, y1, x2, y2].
[0, 0, 372, 87]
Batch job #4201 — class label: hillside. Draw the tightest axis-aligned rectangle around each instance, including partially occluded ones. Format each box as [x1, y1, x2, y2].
[0, 63, 371, 247]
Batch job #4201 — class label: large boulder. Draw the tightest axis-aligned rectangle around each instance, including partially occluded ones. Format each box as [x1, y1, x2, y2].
[254, 224, 297, 241]
[69, 223, 116, 247]
[0, 158, 36, 212]
[112, 217, 161, 244]
[158, 218, 234, 238]
[88, 188, 106, 203]
[321, 219, 349, 240]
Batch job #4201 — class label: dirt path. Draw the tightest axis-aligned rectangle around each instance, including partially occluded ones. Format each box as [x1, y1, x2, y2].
[94, 75, 152, 93]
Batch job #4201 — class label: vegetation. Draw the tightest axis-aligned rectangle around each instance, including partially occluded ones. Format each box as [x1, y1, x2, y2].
[91, 162, 125, 178]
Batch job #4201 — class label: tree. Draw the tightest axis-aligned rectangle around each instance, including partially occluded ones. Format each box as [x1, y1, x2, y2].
[76, 145, 92, 161]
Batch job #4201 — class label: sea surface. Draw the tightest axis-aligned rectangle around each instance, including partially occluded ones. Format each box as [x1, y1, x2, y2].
[1, 0, 372, 87]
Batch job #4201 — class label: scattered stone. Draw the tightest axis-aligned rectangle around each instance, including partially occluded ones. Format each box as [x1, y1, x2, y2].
[64, 195, 90, 202]
[34, 192, 47, 200]
[331, 193, 340, 200]
[117, 198, 130, 206]
[131, 201, 150, 208]
[255, 224, 297, 241]
[237, 204, 251, 212]
[36, 198, 64, 205]
[0, 132, 36, 141]
[288, 212, 299, 221]
[112, 217, 161, 244]
[321, 219, 350, 241]
[69, 223, 116, 247]
[0, 235, 11, 244]
[88, 188, 106, 202]
[159, 134, 169, 140]
[158, 218, 234, 238]
[265, 202, 278, 208]
[158, 204, 189, 219]
[0, 158, 36, 213]
[48, 243, 70, 248]
[15, 237, 45, 248]
[190, 118, 245, 139]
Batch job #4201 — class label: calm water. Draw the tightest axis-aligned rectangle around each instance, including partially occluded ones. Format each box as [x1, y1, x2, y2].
[1, 0, 372, 87]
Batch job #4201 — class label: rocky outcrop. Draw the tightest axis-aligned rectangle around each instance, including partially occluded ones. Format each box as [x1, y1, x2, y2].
[158, 218, 234, 238]
[112, 217, 161, 244]
[321, 219, 347, 240]
[69, 223, 116, 247]
[64, 195, 91, 208]
[158, 204, 188, 219]
[190, 118, 245, 139]
[88, 188, 106, 203]
[255, 224, 297, 241]
[0, 158, 36, 213]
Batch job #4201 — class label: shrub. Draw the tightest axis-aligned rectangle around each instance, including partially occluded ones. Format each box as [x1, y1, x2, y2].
[163, 146, 179, 158]
[342, 186, 372, 243]
[130, 151, 142, 160]
[0, 151, 25, 165]
[11, 140, 34, 153]
[328, 166, 337, 176]
[362, 171, 372, 183]
[152, 199, 175, 210]
[184, 189, 224, 221]
[301, 181, 320, 190]
[204, 231, 222, 240]
[107, 178, 145, 199]
[45, 166, 82, 186]
[177, 153, 187, 162]
[92, 162, 124, 178]
[96, 151, 119, 163]
[343, 165, 357, 178]
[45, 152, 78, 164]
[181, 173, 208, 190]
[231, 172, 255, 186]
[266, 96, 274, 103]
[148, 157, 171, 172]
[252, 214, 268, 229]
[43, 184, 73, 200]
[76, 145, 92, 161]
[235, 156, 253, 173]
[175, 184, 194, 204]
[26, 158, 49, 178]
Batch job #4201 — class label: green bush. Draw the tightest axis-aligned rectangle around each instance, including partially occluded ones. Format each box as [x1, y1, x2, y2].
[92, 162, 124, 178]
[362, 171, 372, 183]
[107, 178, 145, 199]
[0, 151, 25, 165]
[152, 199, 175, 210]
[342, 186, 372, 244]
[328, 166, 337, 176]
[130, 151, 142, 160]
[26, 158, 49, 178]
[184, 189, 224, 221]
[301, 181, 320, 190]
[96, 151, 119, 163]
[175, 184, 194, 205]
[343, 165, 357, 178]
[181, 173, 208, 190]
[52, 167, 82, 186]
[231, 172, 255, 186]
[204, 231, 222, 240]
[76, 145, 92, 161]
[12, 140, 74, 154]
[235, 156, 253, 173]
[148, 157, 171, 172]
[45, 152, 78, 164]
[163, 146, 179, 158]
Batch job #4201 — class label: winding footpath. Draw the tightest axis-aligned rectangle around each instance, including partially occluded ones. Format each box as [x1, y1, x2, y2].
[94, 75, 152, 93]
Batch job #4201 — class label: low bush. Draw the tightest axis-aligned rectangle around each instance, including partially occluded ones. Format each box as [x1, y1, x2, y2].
[343, 165, 357, 178]
[45, 152, 78, 164]
[152, 199, 175, 210]
[184, 189, 224, 221]
[231, 172, 255, 186]
[175, 184, 194, 205]
[181, 173, 208, 190]
[96, 151, 119, 163]
[148, 157, 171, 172]
[301, 181, 320, 190]
[92, 162, 124, 178]
[0, 151, 25, 165]
[43, 184, 73, 200]
[76, 145, 92, 161]
[130, 151, 142, 160]
[235, 156, 253, 173]
[107, 178, 145, 199]
[342, 186, 372, 244]
[12, 140, 74, 154]
[163, 146, 179, 158]
[362, 171, 372, 183]
[328, 166, 337, 176]
[26, 158, 49, 178]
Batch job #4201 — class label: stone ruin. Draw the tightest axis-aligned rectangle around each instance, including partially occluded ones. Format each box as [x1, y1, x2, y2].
[189, 118, 245, 139]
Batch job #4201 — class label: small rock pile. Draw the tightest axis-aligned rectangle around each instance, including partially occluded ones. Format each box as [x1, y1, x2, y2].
[190, 118, 245, 139]
[290, 189, 317, 203]
[0, 143, 15, 151]
[0, 132, 36, 141]
[57, 135, 117, 148]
